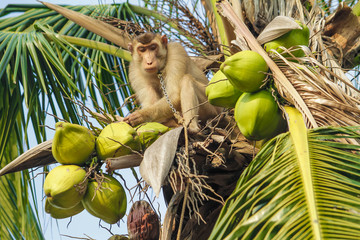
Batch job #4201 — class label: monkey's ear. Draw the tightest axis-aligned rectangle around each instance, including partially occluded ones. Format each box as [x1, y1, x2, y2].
[128, 43, 134, 53]
[161, 35, 168, 46]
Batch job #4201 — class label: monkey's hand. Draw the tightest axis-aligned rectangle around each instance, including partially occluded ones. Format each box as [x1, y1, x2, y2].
[123, 111, 148, 127]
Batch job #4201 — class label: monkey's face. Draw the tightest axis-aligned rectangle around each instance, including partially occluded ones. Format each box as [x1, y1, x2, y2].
[137, 43, 161, 74]
[129, 34, 168, 75]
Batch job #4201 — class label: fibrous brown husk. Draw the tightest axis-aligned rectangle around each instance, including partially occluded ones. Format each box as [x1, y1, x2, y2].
[127, 200, 160, 240]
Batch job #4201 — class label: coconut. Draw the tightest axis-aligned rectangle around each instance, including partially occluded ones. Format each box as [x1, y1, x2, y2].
[45, 198, 84, 219]
[220, 50, 269, 93]
[264, 20, 310, 57]
[82, 174, 127, 224]
[96, 122, 141, 159]
[206, 70, 243, 108]
[136, 122, 170, 148]
[234, 90, 286, 141]
[43, 165, 87, 208]
[52, 122, 96, 165]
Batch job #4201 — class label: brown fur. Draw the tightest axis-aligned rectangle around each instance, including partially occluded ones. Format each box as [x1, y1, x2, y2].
[124, 33, 221, 132]
[135, 32, 156, 45]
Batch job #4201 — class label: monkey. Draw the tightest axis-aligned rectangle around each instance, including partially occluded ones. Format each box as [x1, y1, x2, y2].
[123, 32, 221, 133]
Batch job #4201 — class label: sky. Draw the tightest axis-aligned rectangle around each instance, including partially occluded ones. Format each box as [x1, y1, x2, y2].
[0, 1, 166, 239]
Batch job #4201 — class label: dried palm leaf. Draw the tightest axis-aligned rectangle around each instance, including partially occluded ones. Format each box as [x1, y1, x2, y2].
[257, 16, 302, 44]
[0, 140, 55, 176]
[240, 0, 306, 33]
[307, 4, 358, 95]
[140, 127, 184, 197]
[275, 53, 360, 129]
[40, 1, 131, 48]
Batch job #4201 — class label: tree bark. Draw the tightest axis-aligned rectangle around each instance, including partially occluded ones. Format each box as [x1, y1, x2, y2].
[323, 3, 360, 69]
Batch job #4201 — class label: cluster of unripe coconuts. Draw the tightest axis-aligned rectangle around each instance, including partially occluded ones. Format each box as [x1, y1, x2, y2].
[206, 20, 310, 141]
[43, 19, 309, 225]
[44, 121, 169, 223]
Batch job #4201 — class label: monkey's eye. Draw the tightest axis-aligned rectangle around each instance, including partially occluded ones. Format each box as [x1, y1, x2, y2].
[138, 47, 146, 52]
[149, 44, 158, 51]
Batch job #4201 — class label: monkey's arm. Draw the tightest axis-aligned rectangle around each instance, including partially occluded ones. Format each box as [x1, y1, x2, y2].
[124, 97, 175, 126]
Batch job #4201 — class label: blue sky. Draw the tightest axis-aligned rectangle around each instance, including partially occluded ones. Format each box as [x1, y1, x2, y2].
[0, 1, 166, 239]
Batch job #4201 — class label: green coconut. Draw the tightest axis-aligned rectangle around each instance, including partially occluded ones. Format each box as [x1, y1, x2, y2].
[136, 122, 170, 148]
[234, 90, 285, 141]
[206, 70, 243, 108]
[45, 198, 84, 219]
[264, 20, 310, 57]
[82, 174, 127, 224]
[43, 165, 87, 209]
[220, 50, 269, 93]
[96, 122, 141, 160]
[52, 122, 96, 165]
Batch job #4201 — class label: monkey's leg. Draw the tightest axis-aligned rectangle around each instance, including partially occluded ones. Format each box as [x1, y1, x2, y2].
[180, 75, 201, 133]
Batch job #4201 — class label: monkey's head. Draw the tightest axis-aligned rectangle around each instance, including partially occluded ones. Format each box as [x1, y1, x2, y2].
[128, 33, 168, 74]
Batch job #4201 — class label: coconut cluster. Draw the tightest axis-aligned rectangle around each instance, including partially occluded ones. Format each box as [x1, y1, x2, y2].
[206, 19, 309, 142]
[44, 121, 169, 223]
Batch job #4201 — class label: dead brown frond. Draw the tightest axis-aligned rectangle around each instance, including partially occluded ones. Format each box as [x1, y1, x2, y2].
[239, 0, 307, 34]
[273, 50, 360, 129]
[97, 16, 147, 36]
[168, 0, 220, 54]
[149, 0, 221, 55]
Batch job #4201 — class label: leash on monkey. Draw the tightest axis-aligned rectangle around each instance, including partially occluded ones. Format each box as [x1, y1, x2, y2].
[158, 72, 190, 240]
[158, 72, 189, 154]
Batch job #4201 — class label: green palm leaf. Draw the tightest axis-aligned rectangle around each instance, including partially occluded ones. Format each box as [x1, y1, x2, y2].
[209, 107, 360, 240]
[0, 3, 142, 238]
[0, 3, 138, 161]
[0, 131, 44, 240]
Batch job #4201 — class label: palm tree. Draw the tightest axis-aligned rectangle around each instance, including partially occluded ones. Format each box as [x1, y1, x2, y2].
[0, 0, 360, 239]
[0, 3, 135, 239]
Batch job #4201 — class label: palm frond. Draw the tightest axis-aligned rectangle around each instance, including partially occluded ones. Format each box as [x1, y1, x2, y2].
[0, 3, 137, 162]
[0, 131, 44, 240]
[0, 3, 143, 237]
[40, 1, 131, 49]
[209, 107, 360, 240]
